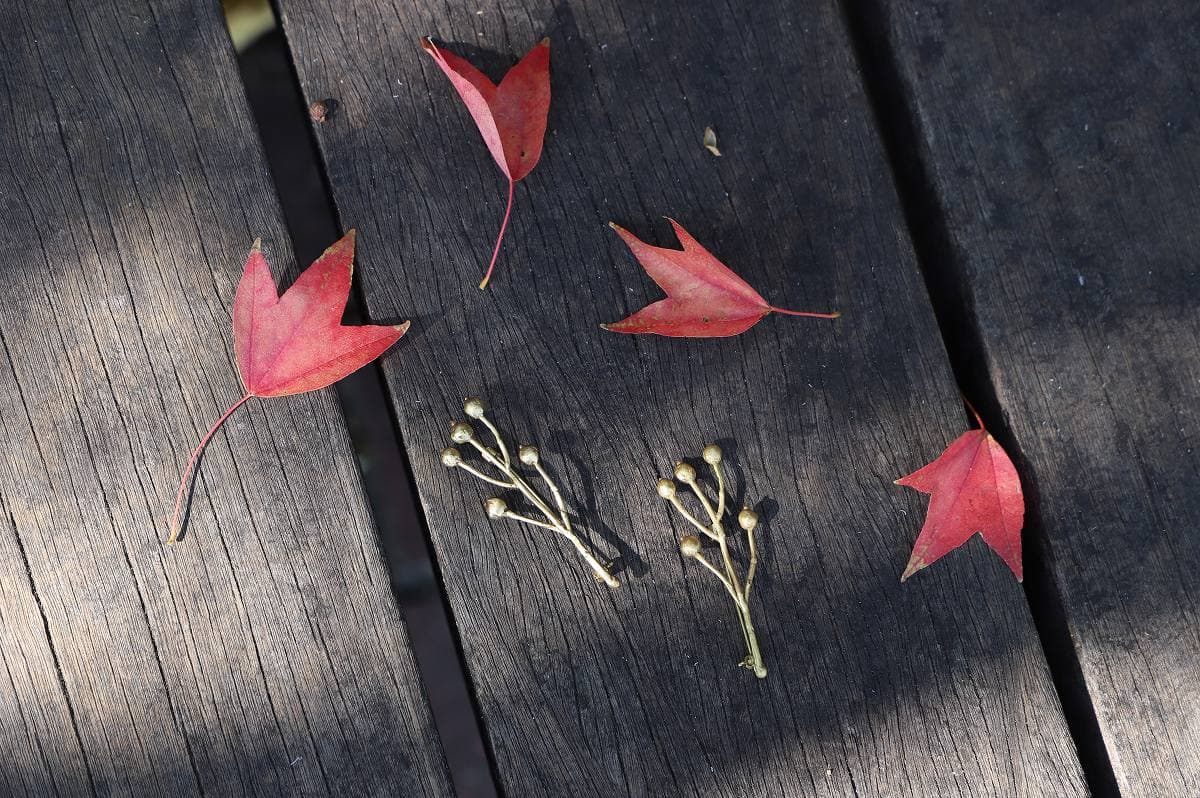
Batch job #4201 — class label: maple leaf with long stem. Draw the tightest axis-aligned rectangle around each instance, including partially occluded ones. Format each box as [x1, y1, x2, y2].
[895, 403, 1025, 581]
[603, 218, 840, 337]
[421, 36, 550, 290]
[167, 231, 408, 544]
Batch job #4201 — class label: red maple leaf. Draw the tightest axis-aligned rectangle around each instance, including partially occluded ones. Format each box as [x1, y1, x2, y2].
[422, 37, 550, 289]
[168, 231, 408, 543]
[602, 219, 840, 337]
[895, 405, 1024, 581]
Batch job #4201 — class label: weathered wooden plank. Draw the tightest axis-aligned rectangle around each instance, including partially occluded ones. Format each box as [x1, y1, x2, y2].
[868, 1, 1200, 794]
[277, 0, 1089, 795]
[0, 2, 449, 796]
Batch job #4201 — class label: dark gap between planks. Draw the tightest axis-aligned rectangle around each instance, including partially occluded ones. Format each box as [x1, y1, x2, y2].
[838, 2, 1121, 796]
[225, 16, 501, 798]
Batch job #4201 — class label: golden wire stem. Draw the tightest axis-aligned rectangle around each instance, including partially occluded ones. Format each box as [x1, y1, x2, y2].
[659, 445, 767, 678]
[442, 400, 619, 588]
[744, 524, 760, 599]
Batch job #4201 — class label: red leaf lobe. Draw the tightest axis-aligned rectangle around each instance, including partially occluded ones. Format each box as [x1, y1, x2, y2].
[168, 232, 406, 544]
[603, 219, 839, 337]
[896, 426, 1024, 581]
[235, 230, 408, 397]
[422, 37, 551, 288]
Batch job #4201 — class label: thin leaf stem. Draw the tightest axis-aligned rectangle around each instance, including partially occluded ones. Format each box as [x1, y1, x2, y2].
[769, 306, 841, 319]
[963, 396, 985, 430]
[167, 393, 253, 544]
[479, 178, 515, 290]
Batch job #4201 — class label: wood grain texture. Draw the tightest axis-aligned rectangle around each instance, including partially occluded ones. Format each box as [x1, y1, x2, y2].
[0, 2, 448, 796]
[871, 1, 1200, 794]
[277, 0, 1088, 795]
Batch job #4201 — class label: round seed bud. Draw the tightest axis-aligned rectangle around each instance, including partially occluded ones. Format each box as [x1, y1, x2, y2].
[440, 447, 462, 467]
[484, 497, 508, 519]
[463, 397, 485, 418]
[450, 422, 474, 443]
[519, 445, 540, 465]
[738, 507, 759, 531]
[674, 462, 697, 483]
[702, 444, 722, 464]
[656, 478, 677, 499]
[679, 535, 702, 557]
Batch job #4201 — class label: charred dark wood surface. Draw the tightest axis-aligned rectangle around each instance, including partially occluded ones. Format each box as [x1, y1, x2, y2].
[0, 2, 449, 795]
[867, 2, 1200, 795]
[275, 1, 1087, 795]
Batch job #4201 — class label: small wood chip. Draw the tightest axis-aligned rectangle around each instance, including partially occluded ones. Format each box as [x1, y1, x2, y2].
[703, 126, 721, 156]
[309, 99, 336, 123]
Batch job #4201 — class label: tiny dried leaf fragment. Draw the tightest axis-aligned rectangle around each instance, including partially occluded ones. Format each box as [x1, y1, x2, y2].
[603, 218, 840, 337]
[421, 36, 551, 289]
[702, 126, 721, 156]
[441, 397, 619, 588]
[658, 443, 768, 678]
[895, 406, 1024, 581]
[167, 232, 408, 543]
